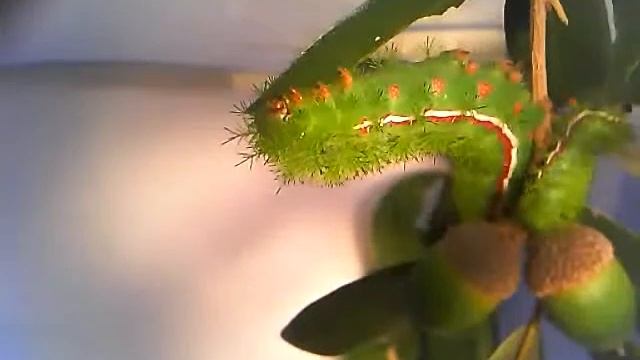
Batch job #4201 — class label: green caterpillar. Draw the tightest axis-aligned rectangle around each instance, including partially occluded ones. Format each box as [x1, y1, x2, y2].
[517, 106, 632, 232]
[234, 50, 544, 220]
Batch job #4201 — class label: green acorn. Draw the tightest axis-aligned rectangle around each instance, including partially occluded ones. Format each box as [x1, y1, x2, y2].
[411, 221, 527, 334]
[527, 224, 637, 351]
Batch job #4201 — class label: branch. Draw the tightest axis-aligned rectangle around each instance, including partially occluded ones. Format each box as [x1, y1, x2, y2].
[530, 0, 568, 164]
[514, 302, 542, 360]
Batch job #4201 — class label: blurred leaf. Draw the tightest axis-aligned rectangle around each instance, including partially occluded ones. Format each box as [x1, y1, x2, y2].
[0, 0, 23, 20]
[488, 321, 541, 360]
[247, 0, 466, 113]
[281, 262, 416, 356]
[423, 319, 496, 360]
[592, 341, 640, 360]
[504, 0, 613, 105]
[610, 0, 640, 104]
[363, 171, 492, 360]
[581, 209, 640, 338]
[615, 144, 640, 177]
[422, 174, 459, 246]
[627, 71, 640, 104]
[342, 317, 495, 360]
[342, 339, 391, 360]
[369, 171, 458, 268]
[580, 207, 640, 286]
[342, 326, 420, 360]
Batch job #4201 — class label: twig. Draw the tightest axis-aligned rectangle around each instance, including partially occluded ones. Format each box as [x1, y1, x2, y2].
[386, 344, 399, 360]
[530, 0, 551, 151]
[529, 0, 568, 167]
[530, 0, 549, 103]
[547, 0, 568, 25]
[513, 302, 542, 360]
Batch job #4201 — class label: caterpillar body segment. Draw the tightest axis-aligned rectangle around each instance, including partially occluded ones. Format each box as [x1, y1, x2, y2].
[240, 52, 544, 219]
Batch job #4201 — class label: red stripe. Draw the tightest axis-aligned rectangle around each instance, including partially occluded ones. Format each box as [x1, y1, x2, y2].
[427, 115, 514, 193]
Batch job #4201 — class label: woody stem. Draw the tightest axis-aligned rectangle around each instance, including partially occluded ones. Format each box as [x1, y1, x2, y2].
[531, 0, 552, 153]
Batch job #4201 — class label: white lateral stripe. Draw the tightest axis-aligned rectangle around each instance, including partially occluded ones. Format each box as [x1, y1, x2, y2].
[467, 111, 519, 190]
[423, 109, 463, 118]
[423, 109, 519, 191]
[353, 120, 373, 130]
[467, 110, 497, 123]
[379, 114, 414, 125]
[356, 108, 520, 191]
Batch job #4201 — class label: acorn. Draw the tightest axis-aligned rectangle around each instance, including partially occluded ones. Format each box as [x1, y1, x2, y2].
[527, 224, 637, 351]
[411, 220, 527, 334]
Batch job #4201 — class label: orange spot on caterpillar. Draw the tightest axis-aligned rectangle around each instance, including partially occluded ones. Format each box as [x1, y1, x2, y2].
[568, 97, 578, 107]
[353, 117, 372, 136]
[313, 82, 331, 102]
[465, 61, 479, 75]
[430, 77, 446, 95]
[499, 59, 515, 72]
[508, 70, 523, 83]
[338, 67, 353, 89]
[267, 98, 289, 119]
[388, 84, 400, 100]
[445, 48, 470, 63]
[513, 101, 523, 116]
[287, 87, 303, 105]
[477, 81, 493, 98]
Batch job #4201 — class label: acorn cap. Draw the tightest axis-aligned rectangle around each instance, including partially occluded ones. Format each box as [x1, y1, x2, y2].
[527, 224, 614, 297]
[438, 221, 527, 300]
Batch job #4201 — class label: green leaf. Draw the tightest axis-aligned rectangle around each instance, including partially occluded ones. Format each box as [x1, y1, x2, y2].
[488, 321, 541, 360]
[368, 171, 458, 268]
[246, 0, 466, 113]
[504, 0, 613, 105]
[281, 262, 415, 356]
[579, 207, 640, 286]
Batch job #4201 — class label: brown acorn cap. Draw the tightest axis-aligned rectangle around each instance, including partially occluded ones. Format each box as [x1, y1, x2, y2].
[527, 224, 614, 298]
[438, 220, 527, 300]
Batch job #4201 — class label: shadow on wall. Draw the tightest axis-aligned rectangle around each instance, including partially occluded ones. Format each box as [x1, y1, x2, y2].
[0, 64, 405, 360]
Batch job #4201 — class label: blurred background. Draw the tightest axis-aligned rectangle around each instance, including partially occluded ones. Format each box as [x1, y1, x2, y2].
[0, 0, 636, 359]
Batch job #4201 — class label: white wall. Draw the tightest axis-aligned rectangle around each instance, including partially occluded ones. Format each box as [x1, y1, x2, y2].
[0, 66, 450, 360]
[0, 2, 508, 359]
[0, 1, 631, 360]
[0, 0, 504, 70]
